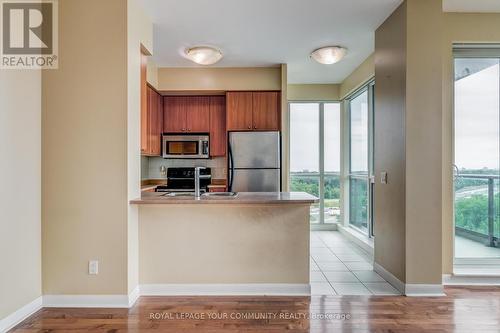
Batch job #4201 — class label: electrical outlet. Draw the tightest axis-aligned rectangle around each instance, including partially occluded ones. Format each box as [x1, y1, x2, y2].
[89, 260, 99, 275]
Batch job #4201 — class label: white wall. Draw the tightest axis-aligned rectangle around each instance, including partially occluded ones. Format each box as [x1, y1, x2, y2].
[0, 70, 42, 320]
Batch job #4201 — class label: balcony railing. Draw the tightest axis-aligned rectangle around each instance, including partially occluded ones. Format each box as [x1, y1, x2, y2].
[455, 173, 499, 248]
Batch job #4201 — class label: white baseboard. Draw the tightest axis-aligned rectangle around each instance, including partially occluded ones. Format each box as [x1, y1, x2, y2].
[337, 225, 374, 256]
[443, 274, 500, 286]
[373, 262, 405, 294]
[0, 296, 42, 333]
[374, 262, 444, 296]
[43, 294, 130, 308]
[405, 284, 445, 297]
[310, 223, 338, 231]
[128, 286, 140, 307]
[140, 284, 311, 296]
[1, 285, 308, 331]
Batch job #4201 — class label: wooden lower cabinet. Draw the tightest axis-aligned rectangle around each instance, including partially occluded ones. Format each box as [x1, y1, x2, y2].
[209, 96, 226, 157]
[209, 187, 227, 193]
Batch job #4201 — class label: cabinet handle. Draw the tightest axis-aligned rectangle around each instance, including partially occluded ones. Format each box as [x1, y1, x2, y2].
[182, 128, 186, 131]
[247, 125, 251, 129]
[254, 125, 257, 129]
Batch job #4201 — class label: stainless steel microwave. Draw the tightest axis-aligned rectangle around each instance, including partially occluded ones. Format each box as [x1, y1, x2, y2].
[162, 134, 209, 159]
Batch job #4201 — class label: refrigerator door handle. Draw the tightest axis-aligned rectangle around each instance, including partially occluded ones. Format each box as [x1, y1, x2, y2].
[228, 140, 234, 192]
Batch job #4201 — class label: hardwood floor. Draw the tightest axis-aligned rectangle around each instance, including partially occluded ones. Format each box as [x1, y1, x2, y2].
[10, 287, 500, 332]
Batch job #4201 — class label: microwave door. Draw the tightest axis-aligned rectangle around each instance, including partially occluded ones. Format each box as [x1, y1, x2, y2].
[162, 135, 209, 159]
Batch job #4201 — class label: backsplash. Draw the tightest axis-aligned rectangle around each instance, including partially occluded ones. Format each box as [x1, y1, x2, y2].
[142, 156, 227, 180]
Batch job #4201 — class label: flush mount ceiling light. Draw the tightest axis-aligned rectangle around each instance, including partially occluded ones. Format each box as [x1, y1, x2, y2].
[185, 46, 223, 65]
[310, 46, 347, 65]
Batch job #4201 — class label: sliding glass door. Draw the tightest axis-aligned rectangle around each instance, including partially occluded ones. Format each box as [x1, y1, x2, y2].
[347, 84, 374, 236]
[454, 49, 500, 262]
[289, 102, 341, 226]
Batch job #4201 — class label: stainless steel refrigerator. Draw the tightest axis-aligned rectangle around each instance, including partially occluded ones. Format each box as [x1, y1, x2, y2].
[228, 131, 281, 192]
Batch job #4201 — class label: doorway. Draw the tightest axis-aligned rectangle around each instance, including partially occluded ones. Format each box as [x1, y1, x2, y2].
[453, 47, 500, 268]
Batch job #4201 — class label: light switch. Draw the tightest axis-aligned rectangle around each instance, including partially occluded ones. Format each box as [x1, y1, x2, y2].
[380, 172, 388, 184]
[89, 260, 99, 275]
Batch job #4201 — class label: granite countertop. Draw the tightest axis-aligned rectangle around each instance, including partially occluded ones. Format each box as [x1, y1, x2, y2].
[130, 192, 318, 205]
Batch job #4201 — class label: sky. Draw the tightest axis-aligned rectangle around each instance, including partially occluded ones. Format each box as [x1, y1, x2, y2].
[289, 103, 341, 173]
[455, 60, 500, 170]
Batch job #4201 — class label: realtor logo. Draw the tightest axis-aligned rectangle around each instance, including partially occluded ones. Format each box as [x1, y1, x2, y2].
[1, 0, 58, 68]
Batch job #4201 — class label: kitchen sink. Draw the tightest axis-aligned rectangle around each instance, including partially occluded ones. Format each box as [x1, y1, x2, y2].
[202, 192, 238, 198]
[163, 192, 195, 197]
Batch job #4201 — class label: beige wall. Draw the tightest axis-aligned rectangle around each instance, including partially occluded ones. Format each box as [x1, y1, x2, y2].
[441, 12, 500, 274]
[374, 0, 443, 286]
[157, 67, 282, 91]
[42, 0, 129, 295]
[139, 204, 310, 284]
[146, 58, 158, 89]
[287, 84, 340, 101]
[405, 0, 443, 285]
[0, 70, 42, 320]
[340, 54, 375, 99]
[374, 1, 407, 283]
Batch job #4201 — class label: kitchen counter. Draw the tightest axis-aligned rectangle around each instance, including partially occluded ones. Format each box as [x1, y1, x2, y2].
[130, 191, 318, 205]
[140, 179, 167, 192]
[134, 191, 316, 291]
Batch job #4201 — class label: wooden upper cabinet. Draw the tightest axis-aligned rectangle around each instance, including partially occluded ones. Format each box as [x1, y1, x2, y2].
[226, 92, 253, 130]
[252, 92, 279, 130]
[145, 86, 162, 156]
[163, 96, 186, 133]
[150, 89, 163, 156]
[185, 96, 210, 133]
[226, 91, 280, 131]
[140, 53, 149, 154]
[209, 96, 226, 157]
[164, 96, 210, 133]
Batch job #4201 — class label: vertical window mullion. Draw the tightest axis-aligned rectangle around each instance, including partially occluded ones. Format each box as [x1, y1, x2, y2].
[319, 103, 325, 224]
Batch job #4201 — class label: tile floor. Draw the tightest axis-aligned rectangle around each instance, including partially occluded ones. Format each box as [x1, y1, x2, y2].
[310, 231, 401, 295]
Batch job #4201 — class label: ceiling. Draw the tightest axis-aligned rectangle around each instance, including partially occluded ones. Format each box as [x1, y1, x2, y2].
[443, 0, 500, 13]
[139, 0, 403, 84]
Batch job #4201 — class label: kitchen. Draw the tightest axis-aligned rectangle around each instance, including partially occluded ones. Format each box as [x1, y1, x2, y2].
[133, 54, 317, 294]
[140, 89, 282, 195]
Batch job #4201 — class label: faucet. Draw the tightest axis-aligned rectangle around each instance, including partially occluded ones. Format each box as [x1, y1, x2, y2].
[194, 167, 206, 198]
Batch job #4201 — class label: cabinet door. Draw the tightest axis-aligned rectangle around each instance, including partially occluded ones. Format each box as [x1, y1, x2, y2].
[147, 87, 155, 155]
[140, 54, 149, 154]
[209, 96, 226, 157]
[226, 92, 253, 131]
[148, 90, 162, 156]
[163, 96, 186, 133]
[252, 92, 280, 131]
[185, 96, 210, 132]
[156, 92, 164, 152]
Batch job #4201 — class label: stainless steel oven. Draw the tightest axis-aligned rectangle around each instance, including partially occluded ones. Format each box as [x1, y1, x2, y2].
[162, 134, 209, 159]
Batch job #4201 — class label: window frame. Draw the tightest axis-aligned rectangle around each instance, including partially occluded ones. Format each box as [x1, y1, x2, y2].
[288, 100, 342, 229]
[344, 80, 375, 237]
[452, 45, 500, 267]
